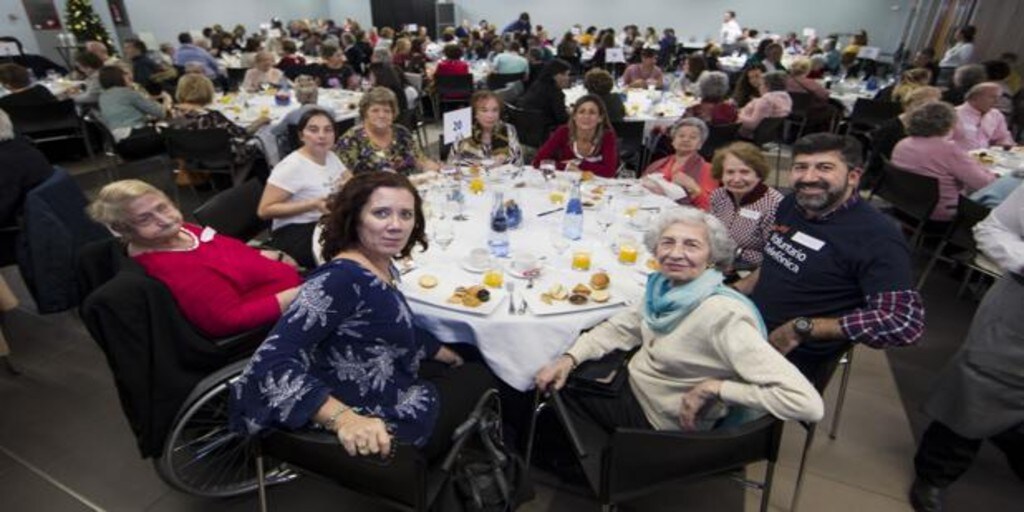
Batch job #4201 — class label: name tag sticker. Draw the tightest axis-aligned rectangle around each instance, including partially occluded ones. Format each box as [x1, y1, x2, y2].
[200, 226, 216, 243]
[791, 231, 825, 251]
[739, 208, 762, 220]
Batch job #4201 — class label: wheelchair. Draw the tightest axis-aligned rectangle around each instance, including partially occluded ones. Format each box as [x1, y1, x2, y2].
[77, 238, 297, 498]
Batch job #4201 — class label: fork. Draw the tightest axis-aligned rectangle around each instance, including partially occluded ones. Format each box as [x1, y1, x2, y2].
[506, 282, 516, 314]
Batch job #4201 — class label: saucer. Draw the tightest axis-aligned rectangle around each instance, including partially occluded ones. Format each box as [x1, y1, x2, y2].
[459, 256, 493, 273]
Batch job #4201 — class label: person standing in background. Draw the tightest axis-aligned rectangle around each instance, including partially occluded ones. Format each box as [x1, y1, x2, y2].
[720, 11, 743, 52]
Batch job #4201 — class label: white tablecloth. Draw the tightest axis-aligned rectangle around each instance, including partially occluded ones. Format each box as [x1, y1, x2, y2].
[209, 88, 362, 165]
[316, 168, 677, 390]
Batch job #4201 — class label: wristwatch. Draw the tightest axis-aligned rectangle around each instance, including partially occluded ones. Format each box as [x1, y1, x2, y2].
[793, 317, 814, 340]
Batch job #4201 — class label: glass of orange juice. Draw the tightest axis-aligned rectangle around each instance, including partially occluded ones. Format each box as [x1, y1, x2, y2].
[549, 179, 568, 205]
[469, 175, 485, 194]
[482, 268, 504, 288]
[571, 250, 592, 272]
[623, 201, 640, 218]
[618, 242, 639, 265]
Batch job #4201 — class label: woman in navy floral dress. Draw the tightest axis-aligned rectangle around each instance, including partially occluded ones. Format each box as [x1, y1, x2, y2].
[231, 172, 493, 459]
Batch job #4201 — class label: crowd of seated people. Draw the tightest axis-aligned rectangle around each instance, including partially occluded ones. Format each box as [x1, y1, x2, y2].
[4, 11, 1022, 512]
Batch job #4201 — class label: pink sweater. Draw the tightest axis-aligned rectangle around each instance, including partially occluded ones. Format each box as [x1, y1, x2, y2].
[738, 91, 792, 138]
[891, 136, 996, 221]
[134, 224, 302, 338]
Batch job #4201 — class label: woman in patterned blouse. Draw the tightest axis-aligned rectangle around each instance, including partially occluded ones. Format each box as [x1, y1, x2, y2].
[451, 90, 523, 167]
[334, 87, 440, 176]
[708, 142, 784, 268]
[231, 172, 494, 459]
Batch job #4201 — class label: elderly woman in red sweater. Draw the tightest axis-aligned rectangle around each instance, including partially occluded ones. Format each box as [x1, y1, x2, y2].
[88, 180, 302, 338]
[641, 118, 718, 210]
[532, 94, 619, 178]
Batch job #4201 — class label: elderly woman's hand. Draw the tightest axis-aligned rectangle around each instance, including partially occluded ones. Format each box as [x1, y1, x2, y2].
[671, 171, 701, 197]
[336, 411, 393, 459]
[768, 321, 802, 355]
[434, 345, 464, 367]
[534, 355, 576, 392]
[678, 379, 722, 430]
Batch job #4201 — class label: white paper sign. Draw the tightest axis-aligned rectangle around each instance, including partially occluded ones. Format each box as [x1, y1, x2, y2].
[268, 28, 282, 39]
[605, 47, 625, 64]
[443, 107, 472, 145]
[406, 24, 418, 33]
[802, 28, 816, 38]
[857, 46, 880, 60]
[571, 26, 581, 36]
[0, 42, 19, 57]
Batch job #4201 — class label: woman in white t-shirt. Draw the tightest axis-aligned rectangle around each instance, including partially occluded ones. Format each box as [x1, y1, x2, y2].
[258, 108, 349, 268]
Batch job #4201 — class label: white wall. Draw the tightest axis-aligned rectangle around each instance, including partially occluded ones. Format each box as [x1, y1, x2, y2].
[122, 0, 329, 46]
[457, 0, 914, 53]
[327, 0, 373, 30]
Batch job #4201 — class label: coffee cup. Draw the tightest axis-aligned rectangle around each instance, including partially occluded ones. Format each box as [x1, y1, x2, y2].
[468, 248, 491, 269]
[511, 253, 538, 273]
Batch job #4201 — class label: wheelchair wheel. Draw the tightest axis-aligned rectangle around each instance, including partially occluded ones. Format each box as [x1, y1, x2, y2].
[155, 361, 298, 497]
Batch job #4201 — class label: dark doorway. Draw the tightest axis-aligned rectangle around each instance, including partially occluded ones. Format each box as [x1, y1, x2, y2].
[370, 0, 438, 38]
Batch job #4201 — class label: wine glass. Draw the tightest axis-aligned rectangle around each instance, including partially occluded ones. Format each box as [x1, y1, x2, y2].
[539, 159, 556, 180]
[548, 224, 570, 258]
[596, 202, 616, 232]
[433, 221, 455, 252]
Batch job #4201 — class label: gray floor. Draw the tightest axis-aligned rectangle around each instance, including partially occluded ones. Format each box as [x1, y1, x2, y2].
[1, 149, 1022, 511]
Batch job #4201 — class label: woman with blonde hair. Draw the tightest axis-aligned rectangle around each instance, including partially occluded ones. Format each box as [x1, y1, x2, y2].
[891, 68, 934, 105]
[335, 86, 439, 175]
[170, 73, 268, 164]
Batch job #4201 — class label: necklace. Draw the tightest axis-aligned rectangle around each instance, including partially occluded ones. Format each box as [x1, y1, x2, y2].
[131, 229, 199, 256]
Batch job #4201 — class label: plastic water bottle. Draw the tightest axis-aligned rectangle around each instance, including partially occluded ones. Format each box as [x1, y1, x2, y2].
[562, 180, 584, 240]
[488, 191, 510, 257]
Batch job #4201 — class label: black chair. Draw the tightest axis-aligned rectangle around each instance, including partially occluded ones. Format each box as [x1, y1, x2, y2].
[699, 122, 742, 160]
[163, 128, 244, 191]
[785, 92, 815, 141]
[529, 389, 784, 512]
[3, 99, 94, 158]
[504, 102, 552, 150]
[842, 98, 902, 137]
[916, 196, 1003, 293]
[113, 154, 179, 205]
[874, 160, 942, 248]
[192, 179, 269, 242]
[495, 81, 525, 106]
[750, 117, 787, 185]
[433, 74, 475, 115]
[486, 72, 525, 91]
[226, 67, 248, 91]
[612, 121, 646, 173]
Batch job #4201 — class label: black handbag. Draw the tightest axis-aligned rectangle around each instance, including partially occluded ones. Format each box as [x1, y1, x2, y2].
[565, 349, 636, 397]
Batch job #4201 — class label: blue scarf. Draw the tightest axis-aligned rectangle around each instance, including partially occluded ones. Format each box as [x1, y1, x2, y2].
[643, 269, 767, 337]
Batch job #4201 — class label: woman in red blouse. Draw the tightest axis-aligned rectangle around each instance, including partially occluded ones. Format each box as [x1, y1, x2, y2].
[88, 180, 302, 338]
[433, 44, 472, 101]
[641, 118, 718, 210]
[532, 94, 619, 178]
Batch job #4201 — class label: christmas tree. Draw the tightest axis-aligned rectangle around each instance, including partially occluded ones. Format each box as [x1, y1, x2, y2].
[65, 0, 117, 55]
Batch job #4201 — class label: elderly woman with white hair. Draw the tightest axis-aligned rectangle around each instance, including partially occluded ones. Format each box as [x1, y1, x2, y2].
[642, 118, 719, 210]
[683, 71, 737, 125]
[535, 207, 823, 432]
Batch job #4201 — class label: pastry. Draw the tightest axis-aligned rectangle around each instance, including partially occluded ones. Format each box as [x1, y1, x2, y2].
[418, 275, 439, 288]
[590, 272, 610, 290]
[548, 284, 568, 301]
[568, 293, 589, 305]
[572, 283, 592, 296]
[461, 294, 482, 307]
[591, 290, 610, 303]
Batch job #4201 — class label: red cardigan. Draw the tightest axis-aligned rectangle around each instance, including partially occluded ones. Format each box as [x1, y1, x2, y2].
[531, 125, 619, 178]
[134, 224, 301, 338]
[642, 154, 718, 211]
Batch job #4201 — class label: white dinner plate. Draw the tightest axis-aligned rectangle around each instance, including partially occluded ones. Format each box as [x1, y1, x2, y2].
[459, 256, 493, 273]
[399, 269, 507, 316]
[522, 270, 631, 316]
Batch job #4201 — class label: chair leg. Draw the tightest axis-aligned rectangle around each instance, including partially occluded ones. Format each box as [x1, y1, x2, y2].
[956, 267, 975, 299]
[829, 347, 855, 440]
[256, 446, 269, 512]
[791, 423, 818, 512]
[915, 242, 947, 290]
[760, 460, 776, 512]
[523, 391, 546, 472]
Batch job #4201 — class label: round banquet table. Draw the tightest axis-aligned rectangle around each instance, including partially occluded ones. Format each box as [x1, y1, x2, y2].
[315, 167, 677, 390]
[209, 88, 363, 165]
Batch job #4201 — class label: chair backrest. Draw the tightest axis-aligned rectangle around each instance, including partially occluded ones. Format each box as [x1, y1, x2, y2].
[849, 98, 902, 128]
[487, 72, 525, 91]
[226, 68, 247, 91]
[163, 128, 234, 168]
[17, 166, 112, 313]
[403, 71, 424, 92]
[700, 122, 742, 160]
[946, 196, 992, 252]
[192, 179, 269, 242]
[788, 92, 814, 115]
[434, 73, 474, 96]
[114, 154, 178, 203]
[752, 116, 785, 145]
[4, 99, 80, 135]
[505, 102, 551, 148]
[335, 117, 356, 138]
[876, 160, 940, 223]
[611, 121, 645, 152]
[495, 81, 525, 106]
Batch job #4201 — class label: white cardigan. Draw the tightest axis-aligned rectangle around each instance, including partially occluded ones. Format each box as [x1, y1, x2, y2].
[566, 294, 824, 430]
